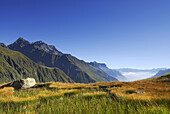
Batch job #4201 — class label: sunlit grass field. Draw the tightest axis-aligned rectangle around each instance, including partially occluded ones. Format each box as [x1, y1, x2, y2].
[0, 74, 169, 113]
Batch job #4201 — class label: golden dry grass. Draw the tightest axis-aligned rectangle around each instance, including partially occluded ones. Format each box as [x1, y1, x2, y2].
[82, 91, 106, 98]
[58, 89, 80, 94]
[36, 89, 80, 99]
[0, 87, 14, 97]
[109, 79, 170, 100]
[0, 96, 39, 103]
[49, 82, 99, 89]
[0, 76, 169, 114]
[37, 92, 63, 99]
[0, 76, 169, 101]
[40, 77, 170, 100]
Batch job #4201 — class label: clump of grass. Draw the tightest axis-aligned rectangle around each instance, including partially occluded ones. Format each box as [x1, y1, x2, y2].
[0, 87, 14, 97]
[49, 83, 85, 89]
[84, 85, 99, 89]
[14, 88, 41, 98]
[49, 82, 99, 90]
[82, 91, 106, 99]
[0, 87, 14, 93]
[60, 89, 80, 96]
[37, 90, 63, 101]
[0, 96, 39, 103]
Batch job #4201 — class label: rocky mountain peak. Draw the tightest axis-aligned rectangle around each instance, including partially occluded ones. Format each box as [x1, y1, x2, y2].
[8, 37, 30, 48]
[33, 40, 62, 55]
[0, 43, 8, 48]
[17, 37, 25, 41]
[16, 37, 30, 44]
[8, 38, 62, 55]
[34, 41, 44, 44]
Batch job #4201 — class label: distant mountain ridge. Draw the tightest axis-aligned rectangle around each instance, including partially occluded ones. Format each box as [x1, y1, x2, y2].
[117, 68, 166, 73]
[7, 38, 118, 83]
[153, 69, 170, 77]
[89, 61, 127, 81]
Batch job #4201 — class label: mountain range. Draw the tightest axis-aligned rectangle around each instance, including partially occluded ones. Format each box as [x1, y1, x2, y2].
[116, 68, 166, 73]
[89, 61, 127, 81]
[1, 38, 167, 84]
[0, 38, 119, 84]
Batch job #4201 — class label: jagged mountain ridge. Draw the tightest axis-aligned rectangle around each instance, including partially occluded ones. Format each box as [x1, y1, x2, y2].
[0, 46, 74, 84]
[89, 61, 127, 81]
[8, 38, 118, 83]
[9, 38, 62, 56]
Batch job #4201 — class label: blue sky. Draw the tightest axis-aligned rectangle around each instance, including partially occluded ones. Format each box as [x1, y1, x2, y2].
[0, 0, 170, 69]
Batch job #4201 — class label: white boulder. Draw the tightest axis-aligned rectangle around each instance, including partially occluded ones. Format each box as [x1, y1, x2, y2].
[21, 78, 36, 89]
[10, 77, 36, 90]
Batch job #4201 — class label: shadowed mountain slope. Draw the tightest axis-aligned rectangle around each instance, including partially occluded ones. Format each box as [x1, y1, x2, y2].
[89, 61, 127, 81]
[0, 46, 74, 84]
[8, 38, 118, 83]
[152, 69, 170, 78]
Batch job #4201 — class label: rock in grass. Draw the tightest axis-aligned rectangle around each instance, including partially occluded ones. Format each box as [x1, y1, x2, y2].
[125, 90, 146, 94]
[10, 78, 36, 90]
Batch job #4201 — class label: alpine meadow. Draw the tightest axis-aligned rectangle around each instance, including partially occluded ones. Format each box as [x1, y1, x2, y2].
[0, 0, 170, 113]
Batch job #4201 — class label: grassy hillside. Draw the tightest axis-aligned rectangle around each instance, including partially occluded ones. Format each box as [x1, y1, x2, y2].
[153, 69, 170, 78]
[142, 73, 170, 82]
[156, 73, 170, 81]
[0, 74, 169, 113]
[54, 54, 117, 83]
[0, 47, 74, 84]
[8, 38, 117, 83]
